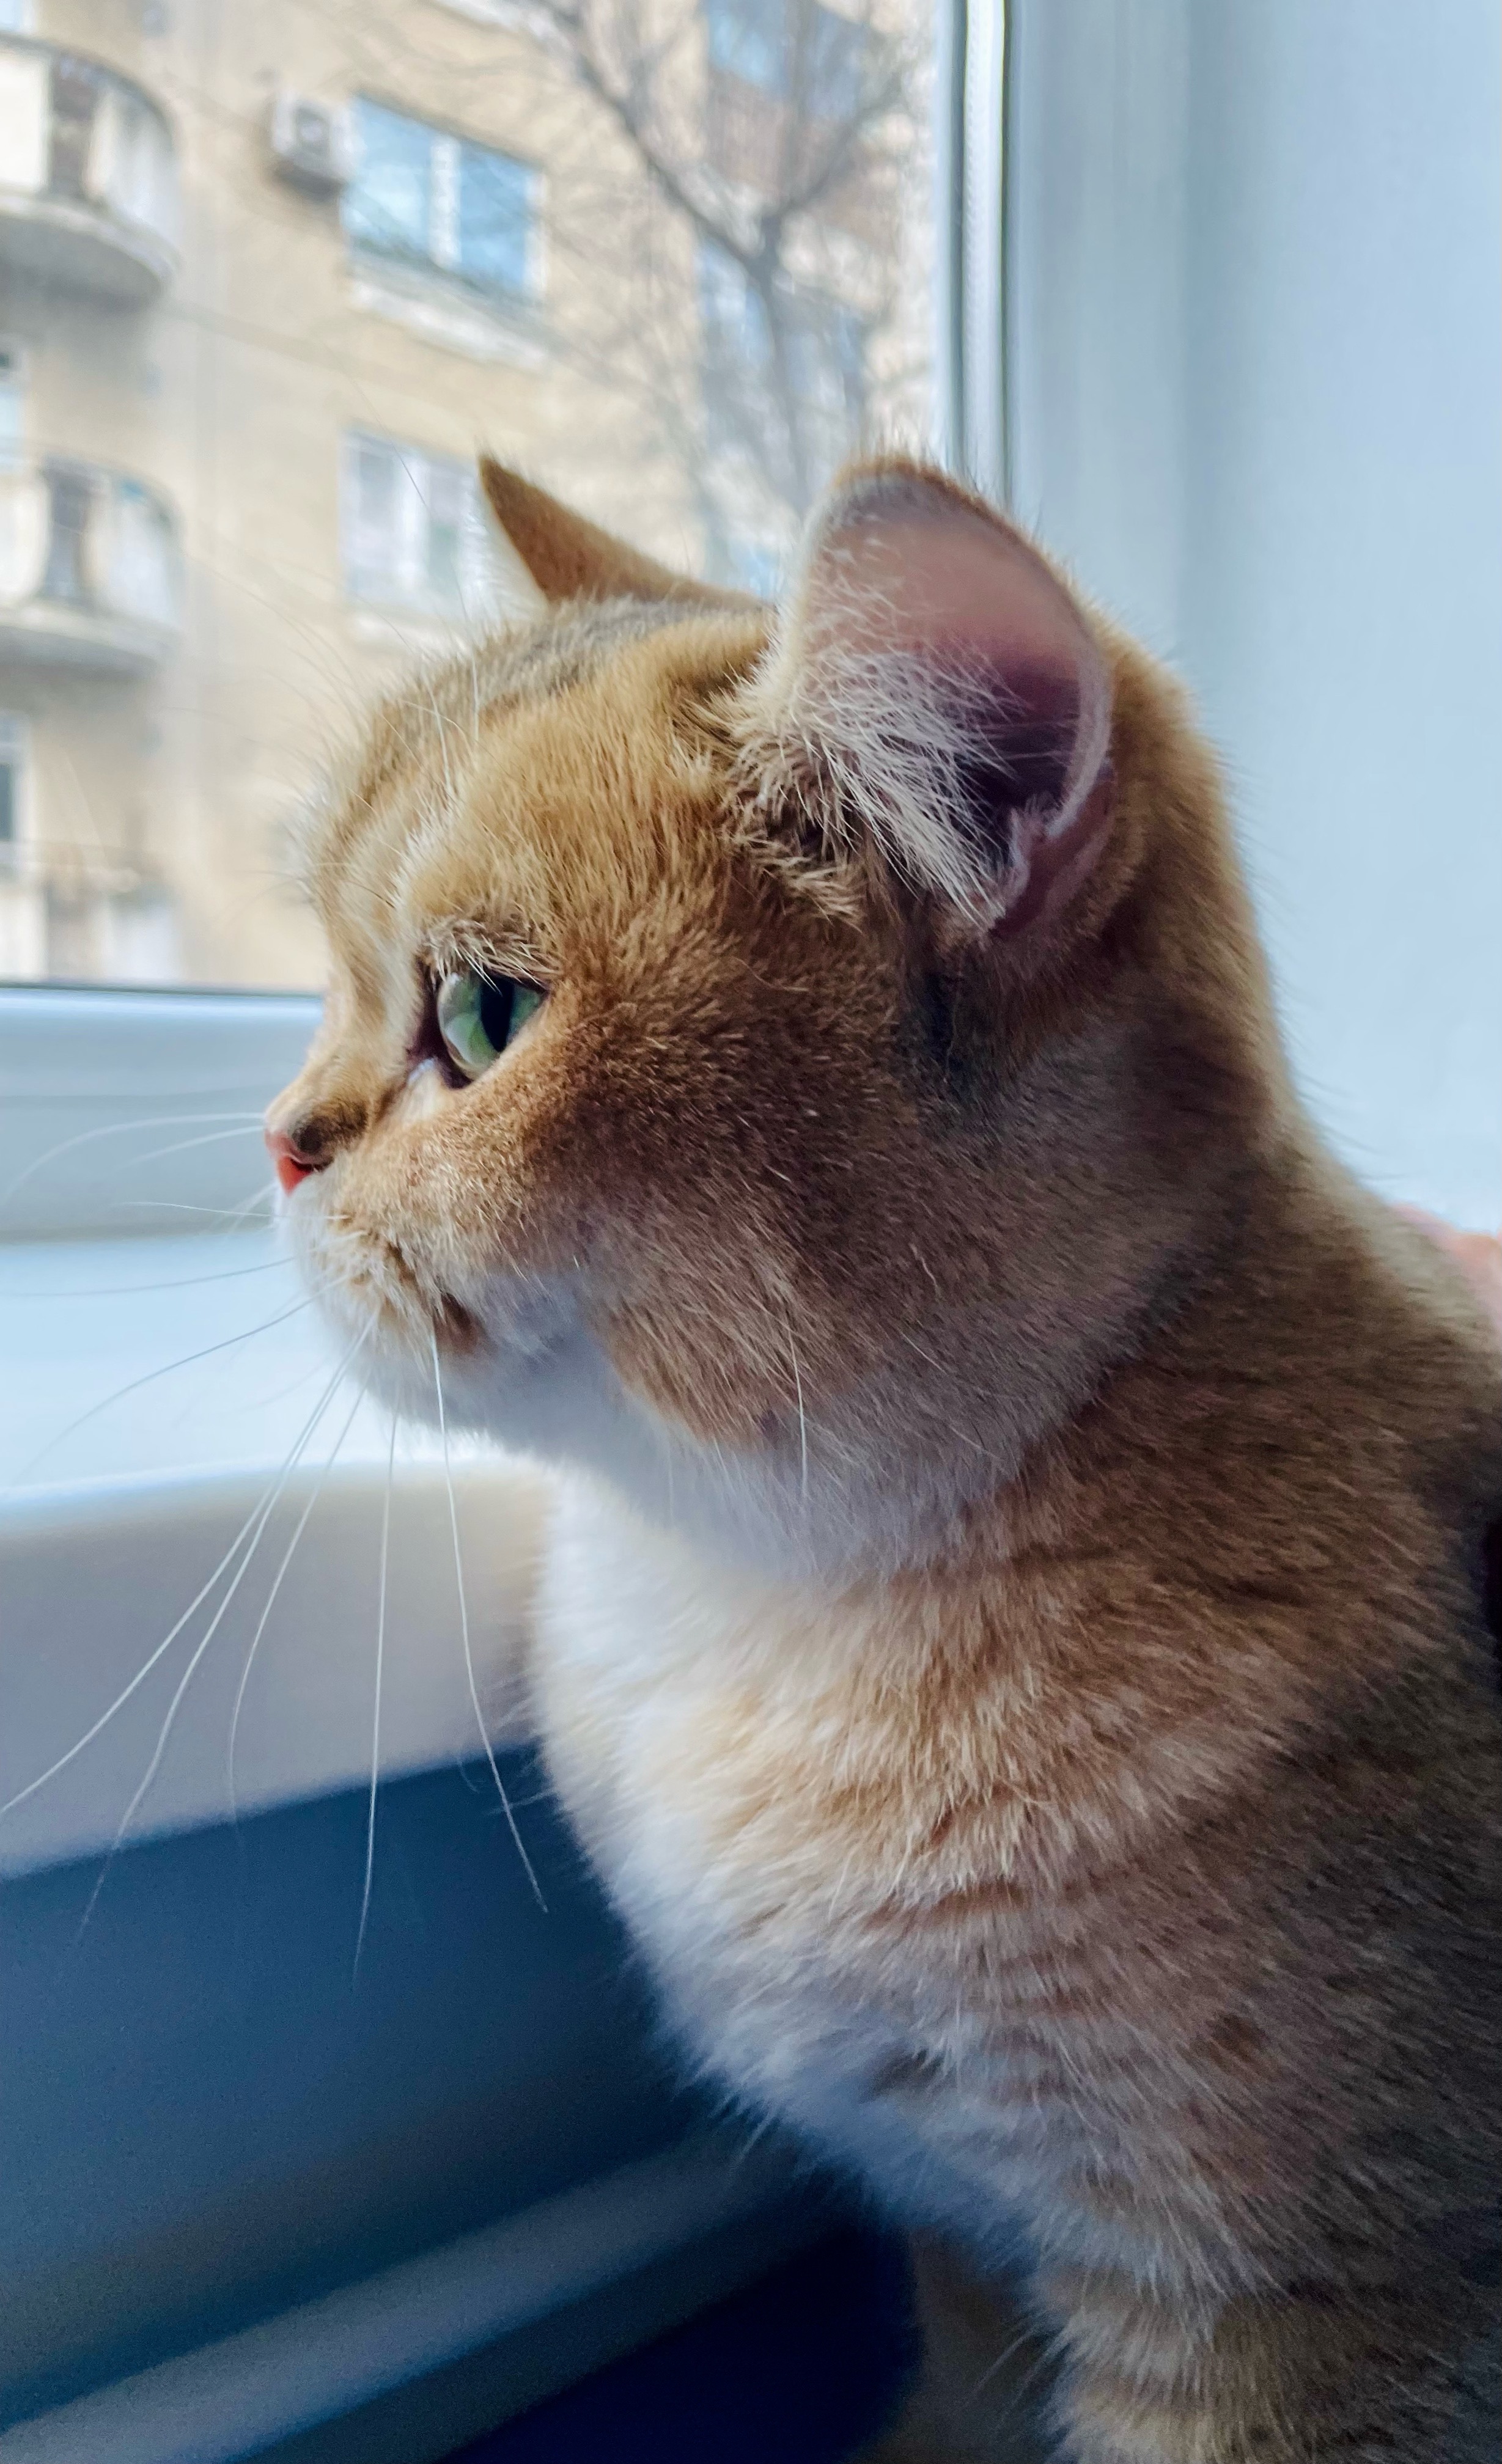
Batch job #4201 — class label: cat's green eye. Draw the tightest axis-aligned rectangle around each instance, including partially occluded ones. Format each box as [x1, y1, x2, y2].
[434, 969, 545, 1081]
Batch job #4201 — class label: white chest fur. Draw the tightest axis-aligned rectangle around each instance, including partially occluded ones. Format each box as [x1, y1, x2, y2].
[531, 1475, 1062, 2260]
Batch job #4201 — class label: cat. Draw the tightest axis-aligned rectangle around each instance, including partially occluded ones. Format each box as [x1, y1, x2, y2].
[267, 458, 1501, 2462]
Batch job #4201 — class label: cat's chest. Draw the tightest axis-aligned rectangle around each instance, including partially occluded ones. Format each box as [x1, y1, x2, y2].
[532, 1477, 867, 1972]
[528, 1480, 1077, 2243]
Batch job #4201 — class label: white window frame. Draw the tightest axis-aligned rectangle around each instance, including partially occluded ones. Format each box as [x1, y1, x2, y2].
[344, 96, 542, 302]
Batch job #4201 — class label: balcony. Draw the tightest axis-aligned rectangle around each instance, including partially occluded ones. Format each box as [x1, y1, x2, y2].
[0, 36, 180, 306]
[0, 456, 183, 675]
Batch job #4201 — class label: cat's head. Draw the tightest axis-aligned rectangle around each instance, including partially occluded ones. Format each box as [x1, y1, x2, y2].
[269, 459, 1284, 1573]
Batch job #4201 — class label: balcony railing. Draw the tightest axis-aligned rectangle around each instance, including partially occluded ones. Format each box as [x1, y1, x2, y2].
[0, 35, 180, 306]
[0, 455, 183, 675]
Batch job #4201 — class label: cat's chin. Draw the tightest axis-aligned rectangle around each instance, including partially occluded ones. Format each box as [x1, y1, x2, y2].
[435, 1301, 988, 1586]
[295, 1226, 995, 1581]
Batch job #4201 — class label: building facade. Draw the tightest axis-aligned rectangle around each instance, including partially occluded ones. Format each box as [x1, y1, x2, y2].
[0, 0, 929, 988]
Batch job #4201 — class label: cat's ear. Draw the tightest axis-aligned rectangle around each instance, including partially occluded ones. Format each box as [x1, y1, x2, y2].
[762, 462, 1114, 938]
[478, 461, 758, 610]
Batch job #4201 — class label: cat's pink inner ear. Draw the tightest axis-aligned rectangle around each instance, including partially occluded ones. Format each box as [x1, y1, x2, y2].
[795, 471, 1114, 934]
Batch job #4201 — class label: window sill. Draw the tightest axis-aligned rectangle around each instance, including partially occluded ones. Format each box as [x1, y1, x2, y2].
[0, 1448, 543, 1879]
[348, 258, 547, 369]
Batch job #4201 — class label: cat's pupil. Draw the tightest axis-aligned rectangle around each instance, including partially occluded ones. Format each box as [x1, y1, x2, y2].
[477, 978, 515, 1052]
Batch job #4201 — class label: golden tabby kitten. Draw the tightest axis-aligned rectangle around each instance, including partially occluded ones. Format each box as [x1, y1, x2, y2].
[268, 461, 1501, 2461]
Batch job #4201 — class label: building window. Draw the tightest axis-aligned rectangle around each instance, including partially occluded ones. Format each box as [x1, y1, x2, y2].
[341, 432, 495, 618]
[0, 713, 28, 860]
[0, 0, 36, 31]
[698, 240, 864, 479]
[343, 99, 538, 301]
[704, 0, 867, 119]
[0, 340, 23, 470]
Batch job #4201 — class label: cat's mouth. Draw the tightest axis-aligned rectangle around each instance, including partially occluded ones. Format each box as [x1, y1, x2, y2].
[294, 1195, 485, 1368]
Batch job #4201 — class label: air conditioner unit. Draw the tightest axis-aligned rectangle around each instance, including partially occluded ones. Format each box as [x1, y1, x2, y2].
[268, 91, 355, 195]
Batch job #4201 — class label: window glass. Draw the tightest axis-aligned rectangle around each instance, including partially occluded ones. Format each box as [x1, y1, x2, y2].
[342, 433, 496, 620]
[0, 713, 40, 978]
[0, 713, 23, 846]
[0, 0, 934, 989]
[344, 98, 434, 264]
[457, 141, 534, 296]
[705, 0, 788, 93]
[0, 340, 22, 463]
[808, 5, 867, 118]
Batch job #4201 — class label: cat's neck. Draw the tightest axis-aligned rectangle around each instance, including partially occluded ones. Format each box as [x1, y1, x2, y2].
[496, 1139, 1350, 1590]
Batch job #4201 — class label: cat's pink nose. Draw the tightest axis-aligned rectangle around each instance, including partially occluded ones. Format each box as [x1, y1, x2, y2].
[265, 1128, 317, 1195]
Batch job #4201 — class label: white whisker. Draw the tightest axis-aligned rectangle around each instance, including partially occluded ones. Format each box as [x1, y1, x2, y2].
[110, 1126, 270, 1171]
[7, 1299, 314, 1489]
[217, 1179, 279, 1231]
[0, 1256, 299, 1302]
[75, 1355, 365, 1925]
[430, 1326, 545, 1909]
[786, 1309, 810, 1502]
[226, 1382, 369, 1824]
[116, 1186, 276, 1224]
[0, 1338, 364, 1825]
[355, 1412, 399, 1979]
[0, 1113, 265, 1216]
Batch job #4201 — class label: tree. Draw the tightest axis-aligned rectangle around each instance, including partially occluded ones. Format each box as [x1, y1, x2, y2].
[534, 0, 919, 577]
[329, 0, 930, 585]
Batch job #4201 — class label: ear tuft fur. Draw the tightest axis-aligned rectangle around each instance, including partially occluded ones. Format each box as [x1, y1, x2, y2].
[736, 461, 1114, 937]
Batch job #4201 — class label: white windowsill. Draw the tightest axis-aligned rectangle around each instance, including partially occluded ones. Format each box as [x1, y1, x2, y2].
[0, 1227, 548, 1879]
[348, 262, 547, 367]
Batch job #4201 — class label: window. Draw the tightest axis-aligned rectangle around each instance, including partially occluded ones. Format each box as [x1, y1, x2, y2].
[0, 716, 41, 978]
[0, 2, 932, 998]
[0, 711, 25, 854]
[698, 238, 865, 546]
[342, 430, 496, 618]
[344, 98, 537, 301]
[705, 0, 867, 117]
[0, 340, 23, 466]
[5, 18, 1502, 2464]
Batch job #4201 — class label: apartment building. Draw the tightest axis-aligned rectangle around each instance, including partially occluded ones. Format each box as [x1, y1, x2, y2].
[0, 0, 929, 988]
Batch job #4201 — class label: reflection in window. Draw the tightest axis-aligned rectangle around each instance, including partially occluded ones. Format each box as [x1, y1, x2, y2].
[0, 712, 24, 854]
[705, 0, 868, 117]
[344, 98, 537, 301]
[698, 240, 865, 484]
[342, 432, 495, 618]
[0, 713, 41, 980]
[0, 339, 22, 468]
[0, 4, 929, 988]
